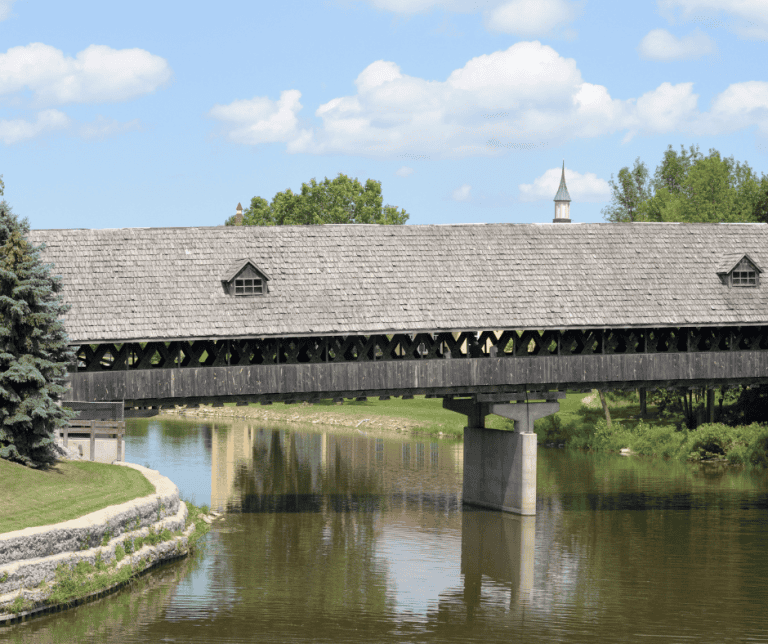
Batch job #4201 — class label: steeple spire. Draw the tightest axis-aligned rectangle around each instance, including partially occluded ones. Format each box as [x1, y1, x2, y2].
[553, 160, 571, 223]
[554, 161, 571, 202]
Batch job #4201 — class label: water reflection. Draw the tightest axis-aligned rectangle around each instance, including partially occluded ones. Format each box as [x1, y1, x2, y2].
[6, 419, 768, 644]
[461, 511, 535, 609]
[210, 424, 463, 516]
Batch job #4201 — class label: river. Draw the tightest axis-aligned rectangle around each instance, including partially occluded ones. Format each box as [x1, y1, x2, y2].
[5, 416, 768, 643]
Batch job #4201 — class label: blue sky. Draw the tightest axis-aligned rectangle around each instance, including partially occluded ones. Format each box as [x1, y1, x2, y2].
[1, 0, 767, 229]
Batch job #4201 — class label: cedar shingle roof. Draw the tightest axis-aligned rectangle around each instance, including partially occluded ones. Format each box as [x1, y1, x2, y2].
[27, 223, 768, 344]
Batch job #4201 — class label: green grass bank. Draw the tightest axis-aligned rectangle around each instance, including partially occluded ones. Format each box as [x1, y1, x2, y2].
[0, 459, 156, 535]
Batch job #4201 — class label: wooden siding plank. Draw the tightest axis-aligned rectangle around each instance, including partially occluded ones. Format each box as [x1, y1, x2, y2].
[69, 351, 768, 404]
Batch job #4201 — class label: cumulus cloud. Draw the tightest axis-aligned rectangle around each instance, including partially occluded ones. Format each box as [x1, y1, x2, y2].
[0, 43, 171, 106]
[705, 81, 768, 135]
[452, 184, 471, 201]
[485, 0, 580, 36]
[209, 41, 768, 157]
[659, 0, 768, 39]
[0, 110, 69, 144]
[638, 28, 715, 60]
[396, 166, 414, 177]
[208, 89, 312, 147]
[519, 166, 610, 202]
[0, 0, 16, 21]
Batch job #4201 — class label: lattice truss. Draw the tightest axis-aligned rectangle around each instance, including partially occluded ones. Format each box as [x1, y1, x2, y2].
[73, 326, 768, 372]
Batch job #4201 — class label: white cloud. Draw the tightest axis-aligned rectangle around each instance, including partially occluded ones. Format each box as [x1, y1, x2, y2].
[638, 28, 715, 60]
[0, 110, 69, 144]
[395, 166, 414, 177]
[208, 89, 311, 146]
[79, 115, 142, 140]
[0, 0, 16, 21]
[210, 41, 768, 157]
[452, 184, 471, 201]
[519, 166, 610, 202]
[659, 0, 768, 39]
[485, 0, 579, 36]
[706, 81, 768, 135]
[0, 43, 171, 106]
[624, 81, 700, 141]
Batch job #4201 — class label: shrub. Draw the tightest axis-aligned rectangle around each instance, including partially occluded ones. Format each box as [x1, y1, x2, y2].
[685, 423, 735, 460]
[536, 415, 579, 445]
[632, 423, 687, 459]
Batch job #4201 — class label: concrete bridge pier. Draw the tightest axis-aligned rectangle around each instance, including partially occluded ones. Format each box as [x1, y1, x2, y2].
[443, 396, 561, 516]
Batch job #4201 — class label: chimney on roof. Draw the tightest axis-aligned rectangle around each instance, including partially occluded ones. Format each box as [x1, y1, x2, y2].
[235, 202, 243, 226]
[553, 161, 571, 223]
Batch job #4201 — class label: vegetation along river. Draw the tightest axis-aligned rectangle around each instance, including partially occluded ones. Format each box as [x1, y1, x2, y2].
[5, 417, 768, 644]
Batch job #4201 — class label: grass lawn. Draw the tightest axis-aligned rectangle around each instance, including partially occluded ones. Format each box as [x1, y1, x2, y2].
[225, 396, 468, 435]
[0, 459, 156, 535]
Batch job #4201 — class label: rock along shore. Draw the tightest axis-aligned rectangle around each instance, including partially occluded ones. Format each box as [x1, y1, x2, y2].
[161, 404, 426, 433]
[0, 462, 197, 623]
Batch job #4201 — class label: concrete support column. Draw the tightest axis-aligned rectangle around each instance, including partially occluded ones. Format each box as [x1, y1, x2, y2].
[639, 387, 647, 418]
[450, 399, 559, 516]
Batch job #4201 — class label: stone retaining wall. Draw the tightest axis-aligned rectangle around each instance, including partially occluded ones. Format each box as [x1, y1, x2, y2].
[0, 463, 188, 601]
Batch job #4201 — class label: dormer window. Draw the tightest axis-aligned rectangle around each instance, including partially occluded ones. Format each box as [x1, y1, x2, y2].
[717, 253, 762, 288]
[235, 277, 263, 295]
[222, 258, 270, 296]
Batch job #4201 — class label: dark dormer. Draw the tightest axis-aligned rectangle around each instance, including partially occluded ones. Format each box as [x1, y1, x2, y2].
[221, 259, 270, 296]
[717, 253, 762, 287]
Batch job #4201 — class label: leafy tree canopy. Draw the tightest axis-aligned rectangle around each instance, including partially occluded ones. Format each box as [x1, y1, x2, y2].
[602, 145, 768, 223]
[0, 177, 74, 467]
[226, 173, 409, 226]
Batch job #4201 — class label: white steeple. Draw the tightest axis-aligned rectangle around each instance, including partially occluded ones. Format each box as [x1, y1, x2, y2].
[553, 161, 571, 223]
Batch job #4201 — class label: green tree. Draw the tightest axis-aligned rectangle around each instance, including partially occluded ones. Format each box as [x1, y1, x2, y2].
[752, 176, 768, 223]
[604, 145, 766, 224]
[226, 173, 409, 226]
[652, 144, 703, 195]
[0, 178, 75, 467]
[601, 157, 652, 222]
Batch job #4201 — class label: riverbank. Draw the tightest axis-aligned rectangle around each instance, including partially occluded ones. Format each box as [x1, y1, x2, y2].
[159, 392, 768, 467]
[0, 462, 213, 624]
[159, 393, 590, 436]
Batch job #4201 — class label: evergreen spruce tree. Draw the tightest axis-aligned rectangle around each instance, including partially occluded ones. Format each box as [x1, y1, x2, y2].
[0, 177, 75, 467]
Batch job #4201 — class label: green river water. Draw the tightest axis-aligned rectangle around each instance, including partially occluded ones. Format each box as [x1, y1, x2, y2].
[4, 417, 768, 644]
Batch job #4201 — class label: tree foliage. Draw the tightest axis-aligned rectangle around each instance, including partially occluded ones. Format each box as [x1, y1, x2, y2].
[226, 173, 409, 226]
[602, 145, 767, 223]
[0, 178, 75, 467]
[601, 157, 652, 222]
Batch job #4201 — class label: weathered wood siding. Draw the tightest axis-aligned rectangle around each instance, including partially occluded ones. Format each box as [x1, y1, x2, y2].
[67, 351, 768, 405]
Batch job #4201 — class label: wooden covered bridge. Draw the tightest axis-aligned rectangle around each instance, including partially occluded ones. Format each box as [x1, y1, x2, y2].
[29, 221, 768, 514]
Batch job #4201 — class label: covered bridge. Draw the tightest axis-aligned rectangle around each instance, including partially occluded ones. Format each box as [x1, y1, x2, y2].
[28, 222, 768, 406]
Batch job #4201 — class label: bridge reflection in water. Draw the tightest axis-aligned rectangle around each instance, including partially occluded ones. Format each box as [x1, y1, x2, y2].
[208, 421, 535, 606]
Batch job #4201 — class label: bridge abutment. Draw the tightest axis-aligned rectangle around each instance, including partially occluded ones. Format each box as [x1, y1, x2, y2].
[443, 397, 560, 516]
